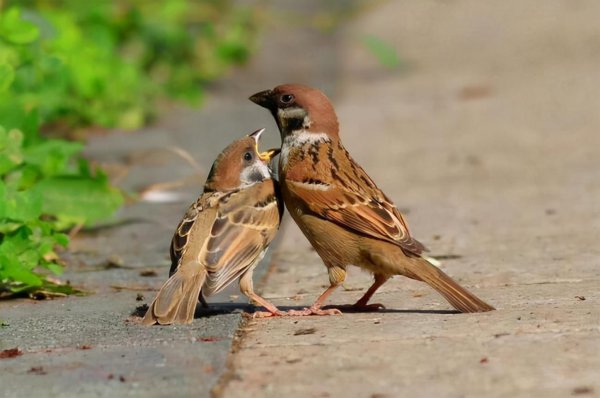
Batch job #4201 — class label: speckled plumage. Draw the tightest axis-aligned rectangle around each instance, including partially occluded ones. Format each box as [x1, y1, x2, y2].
[143, 131, 283, 325]
[250, 84, 494, 314]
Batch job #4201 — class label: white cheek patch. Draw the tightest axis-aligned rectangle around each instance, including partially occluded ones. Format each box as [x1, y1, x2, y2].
[277, 107, 307, 120]
[240, 162, 271, 186]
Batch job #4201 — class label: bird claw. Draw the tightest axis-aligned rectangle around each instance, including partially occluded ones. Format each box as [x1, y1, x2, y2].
[252, 310, 285, 319]
[284, 307, 342, 316]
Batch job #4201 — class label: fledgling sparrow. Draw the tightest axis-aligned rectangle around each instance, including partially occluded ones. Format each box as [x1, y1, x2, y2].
[143, 129, 284, 325]
[249, 84, 494, 315]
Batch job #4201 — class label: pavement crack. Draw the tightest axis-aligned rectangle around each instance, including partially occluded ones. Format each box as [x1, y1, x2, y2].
[210, 315, 255, 398]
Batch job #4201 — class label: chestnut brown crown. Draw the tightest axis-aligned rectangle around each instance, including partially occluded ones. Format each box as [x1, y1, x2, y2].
[204, 129, 279, 192]
[249, 84, 339, 138]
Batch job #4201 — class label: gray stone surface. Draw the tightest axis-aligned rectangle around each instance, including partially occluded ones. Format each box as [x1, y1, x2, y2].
[219, 1, 600, 397]
[2, 1, 600, 397]
[1, 293, 240, 398]
[0, 1, 343, 397]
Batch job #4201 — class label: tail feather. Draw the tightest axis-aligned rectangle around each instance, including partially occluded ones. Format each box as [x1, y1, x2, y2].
[410, 258, 495, 313]
[142, 266, 206, 325]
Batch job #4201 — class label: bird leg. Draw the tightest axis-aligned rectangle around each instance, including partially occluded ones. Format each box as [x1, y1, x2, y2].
[285, 265, 346, 316]
[285, 285, 343, 316]
[249, 292, 287, 318]
[239, 269, 285, 318]
[351, 274, 389, 311]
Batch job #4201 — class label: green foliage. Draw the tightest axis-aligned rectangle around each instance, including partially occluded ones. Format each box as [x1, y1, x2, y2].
[1, 1, 257, 294]
[1, 1, 259, 131]
[361, 35, 403, 70]
[0, 125, 123, 294]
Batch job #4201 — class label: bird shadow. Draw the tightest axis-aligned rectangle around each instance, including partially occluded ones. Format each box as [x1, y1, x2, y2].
[324, 305, 459, 315]
[131, 302, 459, 320]
[129, 302, 254, 320]
[195, 302, 255, 318]
[195, 303, 459, 317]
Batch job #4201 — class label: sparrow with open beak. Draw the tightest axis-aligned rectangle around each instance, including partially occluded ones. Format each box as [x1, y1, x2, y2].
[249, 84, 494, 315]
[143, 129, 283, 325]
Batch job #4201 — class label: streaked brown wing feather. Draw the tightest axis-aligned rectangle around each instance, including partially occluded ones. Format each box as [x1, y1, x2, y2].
[286, 159, 426, 255]
[200, 180, 281, 295]
[169, 195, 217, 276]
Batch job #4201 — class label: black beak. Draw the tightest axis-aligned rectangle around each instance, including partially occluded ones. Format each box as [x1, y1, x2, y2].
[249, 89, 275, 109]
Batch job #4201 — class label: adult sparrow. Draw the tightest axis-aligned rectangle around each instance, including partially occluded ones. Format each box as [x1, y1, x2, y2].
[249, 84, 494, 315]
[143, 129, 284, 325]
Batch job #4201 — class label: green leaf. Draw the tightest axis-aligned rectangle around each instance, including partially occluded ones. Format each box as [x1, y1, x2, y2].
[0, 99, 29, 132]
[0, 253, 43, 287]
[361, 35, 402, 69]
[4, 187, 43, 222]
[0, 180, 5, 219]
[53, 232, 69, 247]
[0, 61, 15, 91]
[0, 8, 40, 44]
[23, 139, 83, 176]
[45, 262, 64, 275]
[0, 221, 22, 234]
[32, 176, 123, 226]
[0, 126, 24, 174]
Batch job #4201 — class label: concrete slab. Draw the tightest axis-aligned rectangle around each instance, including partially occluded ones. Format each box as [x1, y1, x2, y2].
[0, 1, 346, 397]
[219, 1, 600, 397]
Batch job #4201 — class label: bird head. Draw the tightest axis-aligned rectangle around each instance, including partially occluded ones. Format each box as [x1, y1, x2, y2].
[204, 128, 280, 192]
[249, 84, 339, 140]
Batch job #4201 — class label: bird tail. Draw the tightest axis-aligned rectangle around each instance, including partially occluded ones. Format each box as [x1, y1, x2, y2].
[142, 265, 207, 325]
[409, 257, 495, 313]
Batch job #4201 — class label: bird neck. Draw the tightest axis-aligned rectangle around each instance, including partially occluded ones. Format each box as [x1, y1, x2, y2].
[279, 129, 334, 172]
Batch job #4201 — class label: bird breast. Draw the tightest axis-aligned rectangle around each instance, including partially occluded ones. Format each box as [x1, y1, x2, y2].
[280, 130, 331, 169]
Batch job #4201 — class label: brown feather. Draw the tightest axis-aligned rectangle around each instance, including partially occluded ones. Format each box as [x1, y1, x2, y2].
[142, 265, 206, 325]
[251, 83, 494, 313]
[405, 258, 495, 312]
[144, 133, 283, 325]
[201, 180, 280, 296]
[284, 140, 426, 256]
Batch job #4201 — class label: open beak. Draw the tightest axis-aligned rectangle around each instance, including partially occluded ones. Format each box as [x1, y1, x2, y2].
[259, 147, 281, 162]
[249, 89, 274, 109]
[249, 128, 280, 161]
[249, 128, 265, 141]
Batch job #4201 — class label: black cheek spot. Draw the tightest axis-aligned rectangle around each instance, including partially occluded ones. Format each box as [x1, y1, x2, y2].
[248, 170, 265, 183]
[287, 117, 304, 131]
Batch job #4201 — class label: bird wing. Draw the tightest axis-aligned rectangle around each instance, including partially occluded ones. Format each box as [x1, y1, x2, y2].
[199, 180, 281, 296]
[169, 195, 215, 276]
[285, 157, 426, 256]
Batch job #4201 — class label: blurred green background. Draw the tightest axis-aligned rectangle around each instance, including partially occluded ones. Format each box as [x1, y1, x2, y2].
[0, 0, 263, 296]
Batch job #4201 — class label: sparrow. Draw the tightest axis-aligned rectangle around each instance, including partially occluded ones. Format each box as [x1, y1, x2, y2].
[143, 129, 284, 325]
[249, 84, 495, 315]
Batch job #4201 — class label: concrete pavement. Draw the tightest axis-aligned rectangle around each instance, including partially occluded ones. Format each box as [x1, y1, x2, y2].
[219, 1, 600, 397]
[0, 1, 343, 397]
[2, 1, 599, 397]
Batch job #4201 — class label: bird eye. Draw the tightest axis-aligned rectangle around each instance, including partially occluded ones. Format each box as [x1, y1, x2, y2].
[280, 94, 295, 104]
[243, 151, 253, 162]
